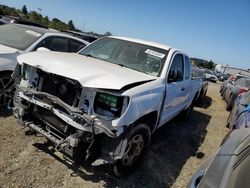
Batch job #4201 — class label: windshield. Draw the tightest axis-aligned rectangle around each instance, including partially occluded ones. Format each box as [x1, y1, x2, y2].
[204, 70, 215, 75]
[0, 24, 43, 51]
[79, 37, 168, 77]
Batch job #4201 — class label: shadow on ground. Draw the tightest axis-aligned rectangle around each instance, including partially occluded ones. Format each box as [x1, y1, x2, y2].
[196, 96, 213, 109]
[33, 109, 211, 188]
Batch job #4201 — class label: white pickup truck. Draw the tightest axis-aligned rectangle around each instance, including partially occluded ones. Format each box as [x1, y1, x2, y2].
[14, 36, 201, 176]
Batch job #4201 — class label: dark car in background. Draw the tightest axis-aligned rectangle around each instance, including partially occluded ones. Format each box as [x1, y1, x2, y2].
[223, 78, 250, 110]
[0, 15, 47, 28]
[62, 30, 99, 43]
[188, 127, 250, 188]
[227, 90, 250, 130]
[218, 73, 229, 82]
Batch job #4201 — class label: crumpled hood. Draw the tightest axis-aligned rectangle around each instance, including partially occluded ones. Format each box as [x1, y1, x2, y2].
[17, 51, 156, 90]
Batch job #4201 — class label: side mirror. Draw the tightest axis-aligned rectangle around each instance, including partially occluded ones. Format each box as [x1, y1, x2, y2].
[36, 47, 51, 52]
[168, 70, 183, 82]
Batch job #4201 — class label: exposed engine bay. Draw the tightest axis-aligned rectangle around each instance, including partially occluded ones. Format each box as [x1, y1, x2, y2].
[14, 63, 130, 165]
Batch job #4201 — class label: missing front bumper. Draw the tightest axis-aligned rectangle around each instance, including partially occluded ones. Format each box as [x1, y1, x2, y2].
[16, 87, 128, 165]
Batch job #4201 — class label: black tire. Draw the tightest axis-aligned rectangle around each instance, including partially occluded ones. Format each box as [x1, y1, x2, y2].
[111, 123, 151, 177]
[0, 72, 14, 112]
[182, 100, 195, 120]
[197, 90, 207, 106]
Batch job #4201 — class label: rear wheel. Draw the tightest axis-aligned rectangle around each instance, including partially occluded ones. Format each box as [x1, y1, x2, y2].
[112, 124, 151, 177]
[182, 99, 195, 120]
[0, 72, 14, 112]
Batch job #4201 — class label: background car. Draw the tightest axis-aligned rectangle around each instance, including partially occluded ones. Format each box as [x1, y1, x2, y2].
[204, 69, 218, 83]
[223, 78, 250, 110]
[0, 23, 89, 109]
[192, 67, 208, 104]
[227, 89, 250, 130]
[0, 15, 47, 28]
[188, 127, 250, 188]
[218, 73, 229, 81]
[220, 73, 249, 96]
[62, 30, 99, 43]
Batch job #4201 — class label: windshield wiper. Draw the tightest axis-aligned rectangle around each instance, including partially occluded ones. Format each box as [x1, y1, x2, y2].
[85, 54, 93, 58]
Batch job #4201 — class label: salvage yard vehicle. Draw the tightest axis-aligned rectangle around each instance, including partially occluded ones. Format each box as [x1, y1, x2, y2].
[227, 90, 250, 130]
[191, 66, 208, 104]
[188, 127, 250, 188]
[223, 78, 250, 110]
[220, 73, 249, 96]
[0, 24, 89, 109]
[204, 69, 218, 83]
[14, 36, 202, 176]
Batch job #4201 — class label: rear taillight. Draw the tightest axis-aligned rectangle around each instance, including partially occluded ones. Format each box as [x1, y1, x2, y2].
[229, 75, 236, 81]
[238, 88, 248, 96]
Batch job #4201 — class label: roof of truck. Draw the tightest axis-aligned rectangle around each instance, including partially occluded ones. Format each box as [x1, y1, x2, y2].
[110, 36, 173, 51]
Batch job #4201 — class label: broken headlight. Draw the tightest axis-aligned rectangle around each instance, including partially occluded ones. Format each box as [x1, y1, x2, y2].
[21, 64, 31, 80]
[94, 92, 125, 117]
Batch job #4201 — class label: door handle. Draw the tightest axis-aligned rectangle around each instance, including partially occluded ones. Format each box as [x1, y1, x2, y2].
[181, 87, 185, 91]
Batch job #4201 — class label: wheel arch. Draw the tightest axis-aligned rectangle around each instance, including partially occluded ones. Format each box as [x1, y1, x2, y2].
[133, 111, 158, 133]
[0, 70, 13, 76]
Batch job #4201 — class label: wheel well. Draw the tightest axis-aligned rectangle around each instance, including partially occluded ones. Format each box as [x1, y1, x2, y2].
[0, 70, 13, 76]
[193, 92, 199, 103]
[134, 111, 158, 132]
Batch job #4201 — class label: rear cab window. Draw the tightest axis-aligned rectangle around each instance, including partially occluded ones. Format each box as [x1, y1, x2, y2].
[69, 39, 86, 52]
[34, 36, 69, 52]
[184, 55, 190, 80]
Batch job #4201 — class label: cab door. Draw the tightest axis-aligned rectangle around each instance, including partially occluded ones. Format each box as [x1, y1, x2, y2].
[159, 53, 189, 126]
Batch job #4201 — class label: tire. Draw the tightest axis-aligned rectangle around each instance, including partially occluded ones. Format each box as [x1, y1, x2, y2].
[0, 72, 14, 112]
[182, 100, 195, 120]
[197, 90, 207, 106]
[111, 123, 151, 177]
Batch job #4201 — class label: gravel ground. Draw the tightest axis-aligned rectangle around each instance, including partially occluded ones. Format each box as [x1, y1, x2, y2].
[0, 82, 229, 188]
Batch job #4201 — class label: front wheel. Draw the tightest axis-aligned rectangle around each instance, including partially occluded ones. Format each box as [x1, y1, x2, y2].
[111, 124, 151, 177]
[0, 72, 14, 112]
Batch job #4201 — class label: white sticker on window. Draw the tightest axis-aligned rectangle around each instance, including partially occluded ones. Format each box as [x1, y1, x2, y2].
[145, 49, 165, 59]
[25, 30, 41, 37]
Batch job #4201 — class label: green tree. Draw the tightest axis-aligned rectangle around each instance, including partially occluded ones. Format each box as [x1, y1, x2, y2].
[0, 8, 4, 15]
[22, 5, 28, 15]
[207, 60, 215, 70]
[104, 31, 112, 36]
[68, 20, 75, 31]
[28, 11, 44, 24]
[49, 17, 69, 30]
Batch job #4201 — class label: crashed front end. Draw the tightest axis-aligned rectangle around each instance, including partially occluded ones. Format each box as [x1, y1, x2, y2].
[14, 63, 130, 165]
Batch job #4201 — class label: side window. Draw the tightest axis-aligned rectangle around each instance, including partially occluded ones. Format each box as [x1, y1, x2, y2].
[184, 55, 190, 80]
[236, 79, 245, 86]
[69, 39, 85, 53]
[34, 36, 68, 52]
[168, 53, 184, 82]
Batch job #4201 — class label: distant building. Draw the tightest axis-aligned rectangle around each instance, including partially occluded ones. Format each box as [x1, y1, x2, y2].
[215, 64, 250, 77]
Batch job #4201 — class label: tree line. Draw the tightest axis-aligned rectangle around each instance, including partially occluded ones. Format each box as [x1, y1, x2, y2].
[0, 4, 112, 36]
[190, 58, 216, 70]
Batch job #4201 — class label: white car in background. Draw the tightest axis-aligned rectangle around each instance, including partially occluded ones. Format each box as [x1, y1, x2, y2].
[204, 69, 218, 83]
[0, 24, 89, 109]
